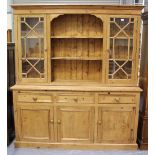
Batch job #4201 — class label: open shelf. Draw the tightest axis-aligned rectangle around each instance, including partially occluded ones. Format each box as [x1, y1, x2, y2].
[52, 60, 102, 82]
[51, 14, 103, 37]
[50, 14, 103, 83]
[51, 38, 103, 58]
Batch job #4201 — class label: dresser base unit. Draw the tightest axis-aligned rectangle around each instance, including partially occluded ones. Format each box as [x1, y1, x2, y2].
[11, 85, 141, 150]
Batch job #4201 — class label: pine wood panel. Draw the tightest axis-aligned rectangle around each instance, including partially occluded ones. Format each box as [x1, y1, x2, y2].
[56, 106, 94, 143]
[53, 60, 102, 82]
[97, 105, 135, 143]
[51, 38, 102, 58]
[18, 105, 54, 142]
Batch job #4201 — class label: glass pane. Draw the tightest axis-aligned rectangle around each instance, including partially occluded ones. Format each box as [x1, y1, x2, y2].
[131, 18, 134, 22]
[35, 60, 44, 73]
[122, 61, 132, 74]
[21, 23, 31, 37]
[21, 17, 24, 22]
[26, 38, 40, 58]
[110, 23, 120, 37]
[27, 68, 40, 78]
[113, 69, 127, 79]
[22, 60, 31, 73]
[114, 39, 128, 59]
[40, 17, 44, 21]
[115, 18, 129, 28]
[21, 38, 25, 58]
[109, 60, 119, 75]
[110, 39, 113, 59]
[25, 18, 39, 28]
[34, 22, 44, 36]
[26, 30, 38, 38]
[129, 39, 133, 59]
[41, 38, 44, 58]
[124, 23, 134, 37]
[110, 18, 134, 38]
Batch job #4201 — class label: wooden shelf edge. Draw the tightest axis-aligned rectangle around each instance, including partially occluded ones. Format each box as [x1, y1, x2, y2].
[51, 36, 103, 39]
[51, 57, 102, 60]
[10, 84, 143, 92]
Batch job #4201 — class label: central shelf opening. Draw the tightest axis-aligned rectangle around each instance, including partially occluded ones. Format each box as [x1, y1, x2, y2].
[50, 14, 103, 83]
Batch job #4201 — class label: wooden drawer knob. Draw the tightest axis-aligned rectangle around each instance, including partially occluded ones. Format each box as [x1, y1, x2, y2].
[98, 120, 102, 125]
[74, 98, 78, 102]
[57, 120, 61, 124]
[114, 97, 120, 103]
[33, 97, 38, 101]
[50, 120, 54, 124]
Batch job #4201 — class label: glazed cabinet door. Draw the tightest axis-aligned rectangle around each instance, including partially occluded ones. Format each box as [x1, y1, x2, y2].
[17, 104, 54, 142]
[97, 105, 136, 143]
[106, 16, 139, 85]
[56, 106, 94, 143]
[17, 15, 47, 83]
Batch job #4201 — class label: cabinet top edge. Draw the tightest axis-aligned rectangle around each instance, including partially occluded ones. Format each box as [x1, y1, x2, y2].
[11, 3, 145, 10]
[10, 85, 142, 92]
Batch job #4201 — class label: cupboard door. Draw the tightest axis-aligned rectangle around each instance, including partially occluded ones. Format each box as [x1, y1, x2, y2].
[107, 16, 137, 85]
[97, 105, 135, 143]
[18, 16, 47, 83]
[56, 106, 94, 143]
[18, 104, 54, 142]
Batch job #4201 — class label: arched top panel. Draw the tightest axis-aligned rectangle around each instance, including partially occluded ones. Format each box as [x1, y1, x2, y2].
[51, 14, 103, 37]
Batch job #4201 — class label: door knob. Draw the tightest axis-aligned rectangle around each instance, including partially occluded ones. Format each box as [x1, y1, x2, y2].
[50, 120, 54, 124]
[33, 97, 37, 101]
[115, 97, 120, 103]
[57, 120, 61, 124]
[98, 120, 102, 125]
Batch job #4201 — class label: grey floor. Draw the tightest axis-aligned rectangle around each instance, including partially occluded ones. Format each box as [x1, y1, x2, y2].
[8, 141, 148, 155]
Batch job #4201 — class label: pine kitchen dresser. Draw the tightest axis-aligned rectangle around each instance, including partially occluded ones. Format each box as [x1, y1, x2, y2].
[11, 3, 144, 150]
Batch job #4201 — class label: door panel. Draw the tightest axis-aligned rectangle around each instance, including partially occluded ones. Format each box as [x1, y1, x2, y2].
[107, 16, 137, 85]
[98, 105, 135, 143]
[56, 106, 94, 143]
[18, 15, 47, 83]
[18, 104, 54, 142]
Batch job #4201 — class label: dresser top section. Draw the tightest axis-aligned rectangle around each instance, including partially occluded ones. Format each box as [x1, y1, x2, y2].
[11, 85, 142, 92]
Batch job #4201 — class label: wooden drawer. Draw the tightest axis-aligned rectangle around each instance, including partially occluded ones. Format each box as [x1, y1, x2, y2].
[17, 93, 53, 103]
[57, 93, 95, 104]
[98, 94, 135, 104]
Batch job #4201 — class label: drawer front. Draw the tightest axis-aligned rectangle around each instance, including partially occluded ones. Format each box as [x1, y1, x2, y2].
[98, 94, 135, 104]
[18, 93, 53, 103]
[57, 93, 95, 104]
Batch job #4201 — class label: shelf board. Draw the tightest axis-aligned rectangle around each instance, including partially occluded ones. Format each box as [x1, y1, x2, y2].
[51, 36, 103, 39]
[51, 57, 102, 60]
